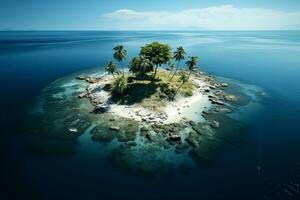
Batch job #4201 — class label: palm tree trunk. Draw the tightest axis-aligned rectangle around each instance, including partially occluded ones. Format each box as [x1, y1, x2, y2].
[121, 61, 124, 74]
[152, 65, 159, 80]
[173, 83, 184, 99]
[168, 68, 172, 77]
[169, 61, 179, 81]
[187, 70, 191, 81]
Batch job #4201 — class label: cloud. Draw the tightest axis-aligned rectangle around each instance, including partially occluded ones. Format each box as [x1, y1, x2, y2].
[101, 5, 300, 30]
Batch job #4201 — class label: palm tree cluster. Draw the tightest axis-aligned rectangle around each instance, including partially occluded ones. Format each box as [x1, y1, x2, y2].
[129, 55, 152, 77]
[105, 43, 199, 99]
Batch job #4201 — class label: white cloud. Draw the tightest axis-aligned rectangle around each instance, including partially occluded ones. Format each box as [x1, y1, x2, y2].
[101, 5, 300, 30]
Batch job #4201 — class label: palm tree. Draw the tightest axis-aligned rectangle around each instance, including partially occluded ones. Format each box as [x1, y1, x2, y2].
[168, 63, 176, 77]
[139, 55, 152, 75]
[105, 61, 117, 77]
[174, 73, 188, 98]
[112, 73, 127, 96]
[128, 57, 139, 75]
[140, 42, 172, 80]
[170, 46, 186, 81]
[113, 45, 127, 73]
[185, 56, 198, 80]
[129, 55, 152, 77]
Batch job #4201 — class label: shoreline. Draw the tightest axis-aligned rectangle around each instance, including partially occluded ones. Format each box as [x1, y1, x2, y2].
[26, 66, 263, 174]
[77, 69, 229, 125]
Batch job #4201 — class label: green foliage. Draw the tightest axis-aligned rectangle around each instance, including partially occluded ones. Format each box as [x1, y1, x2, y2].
[140, 42, 172, 79]
[179, 72, 189, 84]
[170, 46, 186, 81]
[113, 45, 127, 73]
[129, 55, 152, 76]
[140, 42, 172, 65]
[105, 61, 117, 76]
[174, 72, 189, 98]
[113, 45, 127, 62]
[173, 46, 186, 62]
[107, 43, 196, 105]
[112, 74, 127, 97]
[186, 56, 198, 73]
[168, 63, 176, 71]
[156, 70, 193, 100]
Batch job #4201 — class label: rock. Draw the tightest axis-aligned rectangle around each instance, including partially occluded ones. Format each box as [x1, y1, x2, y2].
[168, 134, 181, 142]
[140, 126, 149, 132]
[95, 105, 111, 113]
[215, 100, 225, 105]
[188, 120, 196, 126]
[221, 82, 228, 87]
[209, 85, 217, 89]
[109, 126, 120, 131]
[86, 77, 98, 84]
[191, 124, 203, 135]
[116, 131, 136, 142]
[115, 122, 138, 142]
[126, 141, 137, 147]
[109, 118, 115, 121]
[146, 131, 157, 141]
[68, 128, 78, 132]
[92, 132, 114, 142]
[76, 76, 86, 80]
[214, 107, 231, 113]
[225, 95, 237, 101]
[202, 110, 210, 115]
[91, 126, 115, 142]
[78, 92, 87, 98]
[210, 120, 220, 128]
[186, 132, 200, 147]
[213, 90, 223, 96]
[173, 123, 181, 128]
[148, 116, 155, 120]
[140, 126, 150, 136]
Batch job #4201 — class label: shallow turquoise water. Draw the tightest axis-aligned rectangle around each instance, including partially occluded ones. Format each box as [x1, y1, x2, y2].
[0, 31, 300, 199]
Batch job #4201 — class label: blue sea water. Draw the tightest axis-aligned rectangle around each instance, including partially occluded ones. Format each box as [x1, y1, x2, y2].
[0, 31, 300, 199]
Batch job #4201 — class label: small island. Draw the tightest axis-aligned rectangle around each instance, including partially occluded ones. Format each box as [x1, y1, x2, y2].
[28, 42, 257, 175]
[77, 42, 232, 124]
[71, 42, 246, 171]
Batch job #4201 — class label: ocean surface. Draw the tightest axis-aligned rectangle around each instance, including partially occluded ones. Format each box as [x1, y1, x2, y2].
[0, 31, 300, 200]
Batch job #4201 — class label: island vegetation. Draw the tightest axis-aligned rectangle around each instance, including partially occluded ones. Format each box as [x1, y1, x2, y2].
[103, 42, 199, 110]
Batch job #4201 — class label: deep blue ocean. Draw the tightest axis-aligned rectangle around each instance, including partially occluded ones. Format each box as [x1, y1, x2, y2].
[0, 31, 300, 200]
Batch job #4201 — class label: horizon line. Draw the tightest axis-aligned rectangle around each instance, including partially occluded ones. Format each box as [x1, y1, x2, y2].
[1, 29, 300, 32]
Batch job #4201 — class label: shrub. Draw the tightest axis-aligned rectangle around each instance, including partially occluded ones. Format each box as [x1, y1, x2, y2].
[112, 74, 127, 97]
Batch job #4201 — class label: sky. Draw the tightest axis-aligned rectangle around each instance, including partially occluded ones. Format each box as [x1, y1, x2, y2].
[0, 0, 300, 30]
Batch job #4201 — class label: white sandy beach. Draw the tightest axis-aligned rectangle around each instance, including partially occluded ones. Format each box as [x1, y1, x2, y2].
[82, 71, 215, 125]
